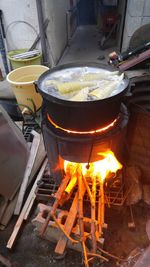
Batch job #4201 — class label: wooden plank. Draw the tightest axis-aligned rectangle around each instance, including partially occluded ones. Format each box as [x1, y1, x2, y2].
[54, 193, 78, 254]
[24, 138, 47, 220]
[55, 186, 86, 255]
[14, 131, 40, 215]
[28, 135, 46, 186]
[23, 193, 36, 220]
[7, 158, 48, 249]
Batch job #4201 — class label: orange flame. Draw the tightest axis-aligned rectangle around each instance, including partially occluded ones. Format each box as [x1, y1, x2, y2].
[64, 150, 122, 182]
[47, 114, 118, 135]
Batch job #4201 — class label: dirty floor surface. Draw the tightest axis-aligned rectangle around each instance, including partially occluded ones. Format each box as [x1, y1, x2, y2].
[0, 201, 150, 267]
[59, 25, 117, 65]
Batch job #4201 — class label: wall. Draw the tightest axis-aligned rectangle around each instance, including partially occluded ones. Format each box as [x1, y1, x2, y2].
[0, 0, 39, 50]
[43, 0, 70, 65]
[0, 0, 39, 75]
[122, 0, 150, 51]
[0, 0, 73, 74]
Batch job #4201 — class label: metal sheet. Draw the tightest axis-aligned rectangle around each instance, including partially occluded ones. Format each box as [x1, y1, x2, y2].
[0, 105, 29, 200]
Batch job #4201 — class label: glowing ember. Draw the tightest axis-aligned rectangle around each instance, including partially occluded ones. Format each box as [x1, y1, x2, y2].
[47, 114, 118, 135]
[64, 150, 122, 182]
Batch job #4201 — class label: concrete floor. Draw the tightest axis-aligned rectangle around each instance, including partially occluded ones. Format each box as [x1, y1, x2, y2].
[0, 201, 150, 267]
[59, 25, 116, 65]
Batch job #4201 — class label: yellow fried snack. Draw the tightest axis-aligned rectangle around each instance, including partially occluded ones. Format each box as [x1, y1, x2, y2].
[89, 81, 119, 99]
[81, 71, 119, 81]
[45, 80, 95, 94]
[57, 81, 95, 94]
[70, 87, 89, 101]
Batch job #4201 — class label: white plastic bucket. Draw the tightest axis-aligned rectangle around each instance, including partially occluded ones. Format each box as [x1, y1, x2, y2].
[7, 65, 49, 111]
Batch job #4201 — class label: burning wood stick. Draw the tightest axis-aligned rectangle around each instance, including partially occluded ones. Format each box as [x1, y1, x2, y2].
[77, 166, 89, 267]
[98, 178, 105, 235]
[87, 252, 109, 262]
[100, 181, 105, 227]
[55, 191, 82, 254]
[82, 175, 93, 204]
[65, 175, 77, 195]
[98, 184, 102, 235]
[98, 183, 102, 235]
[52, 213, 78, 244]
[97, 246, 124, 262]
[91, 175, 97, 253]
[59, 162, 79, 205]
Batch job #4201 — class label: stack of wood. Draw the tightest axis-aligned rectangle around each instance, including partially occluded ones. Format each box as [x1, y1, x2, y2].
[0, 130, 46, 230]
[7, 158, 47, 249]
[38, 163, 109, 267]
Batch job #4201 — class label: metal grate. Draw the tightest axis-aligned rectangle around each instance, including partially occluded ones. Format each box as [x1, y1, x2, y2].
[23, 120, 40, 142]
[36, 170, 131, 207]
[36, 174, 59, 202]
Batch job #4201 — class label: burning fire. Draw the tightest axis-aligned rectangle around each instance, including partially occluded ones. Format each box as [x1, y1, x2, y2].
[40, 149, 123, 264]
[64, 150, 122, 182]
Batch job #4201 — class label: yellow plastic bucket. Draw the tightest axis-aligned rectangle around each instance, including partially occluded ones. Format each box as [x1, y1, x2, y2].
[7, 49, 42, 69]
[7, 65, 49, 112]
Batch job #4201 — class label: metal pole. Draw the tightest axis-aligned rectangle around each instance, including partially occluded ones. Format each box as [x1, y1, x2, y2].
[0, 10, 9, 74]
[36, 0, 49, 66]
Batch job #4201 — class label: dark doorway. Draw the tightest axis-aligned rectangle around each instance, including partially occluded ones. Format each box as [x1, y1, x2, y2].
[77, 0, 96, 25]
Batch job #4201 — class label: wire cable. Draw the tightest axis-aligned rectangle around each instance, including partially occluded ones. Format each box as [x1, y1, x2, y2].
[5, 20, 38, 37]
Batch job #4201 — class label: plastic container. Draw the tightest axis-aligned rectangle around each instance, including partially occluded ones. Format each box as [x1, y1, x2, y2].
[7, 65, 49, 112]
[7, 49, 42, 69]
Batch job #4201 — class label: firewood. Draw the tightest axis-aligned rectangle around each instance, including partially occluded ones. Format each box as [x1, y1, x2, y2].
[82, 175, 93, 203]
[101, 181, 105, 227]
[91, 175, 97, 252]
[7, 159, 47, 249]
[97, 246, 124, 262]
[98, 183, 102, 235]
[14, 131, 40, 215]
[77, 167, 89, 267]
[55, 170, 87, 255]
[65, 176, 77, 195]
[52, 213, 78, 244]
[87, 252, 109, 262]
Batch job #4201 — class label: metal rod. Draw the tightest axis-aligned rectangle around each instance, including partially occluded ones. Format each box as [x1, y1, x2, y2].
[0, 11, 9, 74]
[29, 18, 49, 51]
[36, 0, 49, 66]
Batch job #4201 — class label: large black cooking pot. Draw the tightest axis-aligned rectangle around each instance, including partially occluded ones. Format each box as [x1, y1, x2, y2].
[37, 63, 129, 131]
